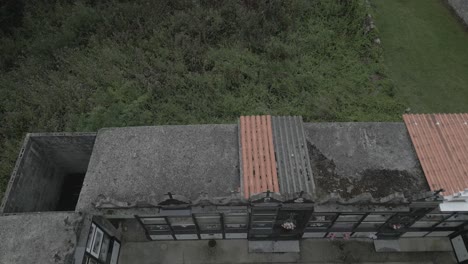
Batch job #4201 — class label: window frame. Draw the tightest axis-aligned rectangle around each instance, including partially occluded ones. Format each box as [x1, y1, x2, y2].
[83, 221, 121, 264]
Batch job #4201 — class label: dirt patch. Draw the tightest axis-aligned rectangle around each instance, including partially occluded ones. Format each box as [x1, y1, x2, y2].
[307, 142, 423, 199]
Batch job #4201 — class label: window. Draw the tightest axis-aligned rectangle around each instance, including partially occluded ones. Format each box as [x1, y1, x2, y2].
[168, 217, 196, 232]
[437, 222, 464, 228]
[141, 217, 167, 225]
[303, 232, 326, 238]
[91, 228, 104, 258]
[358, 222, 384, 229]
[99, 234, 110, 262]
[388, 214, 417, 228]
[109, 240, 120, 264]
[336, 214, 364, 222]
[252, 215, 276, 221]
[224, 213, 248, 239]
[352, 232, 376, 238]
[446, 214, 468, 222]
[226, 223, 247, 229]
[411, 221, 436, 228]
[401, 232, 428, 238]
[426, 231, 454, 237]
[252, 209, 276, 215]
[86, 224, 96, 253]
[309, 214, 335, 222]
[146, 225, 170, 231]
[224, 213, 248, 230]
[252, 222, 273, 228]
[139, 217, 172, 237]
[83, 222, 120, 264]
[332, 222, 356, 229]
[420, 214, 449, 222]
[307, 222, 331, 228]
[196, 215, 222, 232]
[87, 258, 98, 264]
[363, 214, 392, 222]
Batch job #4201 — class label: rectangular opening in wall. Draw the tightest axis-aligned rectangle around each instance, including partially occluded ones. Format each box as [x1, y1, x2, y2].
[0, 133, 96, 213]
[56, 173, 87, 211]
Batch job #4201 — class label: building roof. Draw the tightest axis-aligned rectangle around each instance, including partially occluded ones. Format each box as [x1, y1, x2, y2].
[76, 121, 432, 211]
[76, 125, 240, 213]
[303, 122, 430, 201]
[0, 212, 84, 264]
[403, 113, 468, 196]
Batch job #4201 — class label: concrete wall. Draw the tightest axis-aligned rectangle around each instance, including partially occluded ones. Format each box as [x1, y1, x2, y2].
[448, 0, 468, 26]
[0, 133, 96, 213]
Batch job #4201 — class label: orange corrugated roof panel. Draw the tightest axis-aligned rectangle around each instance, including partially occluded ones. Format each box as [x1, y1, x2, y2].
[239, 115, 279, 198]
[403, 113, 468, 196]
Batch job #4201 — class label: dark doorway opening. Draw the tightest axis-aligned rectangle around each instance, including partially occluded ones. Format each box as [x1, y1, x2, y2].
[56, 173, 86, 211]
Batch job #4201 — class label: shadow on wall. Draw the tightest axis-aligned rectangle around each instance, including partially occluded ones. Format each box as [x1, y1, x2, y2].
[0, 133, 96, 213]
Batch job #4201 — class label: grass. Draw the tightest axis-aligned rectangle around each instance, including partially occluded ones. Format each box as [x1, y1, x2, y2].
[371, 0, 468, 113]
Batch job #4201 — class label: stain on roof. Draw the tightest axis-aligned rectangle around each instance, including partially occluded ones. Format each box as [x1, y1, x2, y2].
[403, 113, 468, 196]
[303, 122, 429, 200]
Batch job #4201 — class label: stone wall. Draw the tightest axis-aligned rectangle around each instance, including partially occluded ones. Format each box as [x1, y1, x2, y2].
[448, 0, 468, 26]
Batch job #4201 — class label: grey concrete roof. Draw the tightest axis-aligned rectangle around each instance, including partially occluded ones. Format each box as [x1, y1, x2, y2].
[77, 125, 240, 212]
[303, 122, 430, 200]
[0, 212, 84, 264]
[77, 122, 430, 211]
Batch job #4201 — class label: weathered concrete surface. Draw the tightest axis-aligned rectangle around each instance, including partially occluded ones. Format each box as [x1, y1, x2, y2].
[375, 237, 453, 252]
[32, 134, 97, 174]
[249, 240, 300, 253]
[1, 133, 96, 213]
[1, 137, 65, 212]
[77, 125, 240, 213]
[0, 212, 84, 264]
[118, 218, 151, 242]
[303, 123, 429, 200]
[119, 239, 457, 264]
[448, 0, 468, 26]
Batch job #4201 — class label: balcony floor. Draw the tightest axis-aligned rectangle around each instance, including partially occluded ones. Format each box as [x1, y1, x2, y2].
[119, 238, 456, 264]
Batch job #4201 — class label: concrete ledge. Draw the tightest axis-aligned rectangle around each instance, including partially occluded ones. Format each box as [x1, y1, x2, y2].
[248, 240, 300, 253]
[447, 0, 468, 27]
[375, 237, 453, 252]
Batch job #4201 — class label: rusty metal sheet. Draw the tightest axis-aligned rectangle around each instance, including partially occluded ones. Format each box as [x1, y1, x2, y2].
[403, 113, 468, 196]
[239, 115, 279, 198]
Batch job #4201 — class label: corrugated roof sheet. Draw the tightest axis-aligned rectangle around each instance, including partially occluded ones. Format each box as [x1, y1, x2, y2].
[239, 115, 279, 198]
[403, 113, 468, 196]
[271, 116, 315, 195]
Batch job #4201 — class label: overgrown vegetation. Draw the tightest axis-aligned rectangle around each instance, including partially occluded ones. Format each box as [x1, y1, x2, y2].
[371, 0, 468, 113]
[0, 0, 403, 198]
